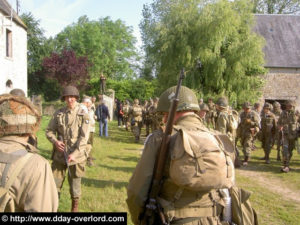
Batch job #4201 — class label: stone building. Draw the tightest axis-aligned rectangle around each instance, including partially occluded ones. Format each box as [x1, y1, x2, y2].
[253, 14, 300, 110]
[0, 0, 27, 95]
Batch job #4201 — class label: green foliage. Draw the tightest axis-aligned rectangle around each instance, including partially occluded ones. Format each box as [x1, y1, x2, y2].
[140, 0, 267, 105]
[20, 12, 56, 97]
[55, 16, 140, 80]
[87, 78, 158, 101]
[252, 0, 300, 14]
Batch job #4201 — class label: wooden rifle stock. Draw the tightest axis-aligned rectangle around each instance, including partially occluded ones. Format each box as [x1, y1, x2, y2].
[140, 69, 185, 225]
[58, 135, 71, 177]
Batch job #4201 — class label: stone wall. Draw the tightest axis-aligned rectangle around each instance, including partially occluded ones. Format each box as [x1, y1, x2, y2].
[262, 72, 300, 110]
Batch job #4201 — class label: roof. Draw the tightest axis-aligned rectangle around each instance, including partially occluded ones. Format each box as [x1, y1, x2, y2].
[253, 14, 300, 68]
[0, 0, 27, 30]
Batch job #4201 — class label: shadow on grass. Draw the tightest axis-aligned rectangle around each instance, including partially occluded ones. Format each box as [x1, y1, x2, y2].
[108, 156, 139, 162]
[82, 177, 128, 189]
[98, 163, 136, 173]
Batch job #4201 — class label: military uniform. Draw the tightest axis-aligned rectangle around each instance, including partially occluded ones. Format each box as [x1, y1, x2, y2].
[143, 100, 152, 136]
[127, 86, 256, 225]
[46, 86, 90, 211]
[206, 99, 216, 129]
[0, 94, 58, 212]
[238, 102, 260, 165]
[148, 98, 160, 133]
[260, 103, 277, 164]
[272, 102, 282, 161]
[278, 101, 299, 172]
[122, 100, 131, 131]
[129, 99, 143, 142]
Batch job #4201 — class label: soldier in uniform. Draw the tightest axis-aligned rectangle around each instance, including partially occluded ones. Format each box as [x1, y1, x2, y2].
[122, 100, 131, 131]
[127, 86, 257, 225]
[278, 100, 299, 173]
[215, 97, 231, 135]
[272, 101, 282, 161]
[260, 103, 277, 164]
[46, 86, 90, 212]
[148, 97, 160, 133]
[206, 98, 216, 129]
[198, 103, 209, 126]
[238, 102, 260, 166]
[143, 99, 152, 136]
[129, 99, 143, 142]
[0, 94, 58, 212]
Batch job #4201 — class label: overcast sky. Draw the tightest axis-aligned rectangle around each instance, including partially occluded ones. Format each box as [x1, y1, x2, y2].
[14, 0, 153, 48]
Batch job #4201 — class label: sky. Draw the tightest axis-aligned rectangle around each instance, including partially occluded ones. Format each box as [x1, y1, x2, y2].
[14, 0, 154, 48]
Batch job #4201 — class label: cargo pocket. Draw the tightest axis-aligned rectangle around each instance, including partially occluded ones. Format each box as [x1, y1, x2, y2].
[75, 163, 86, 178]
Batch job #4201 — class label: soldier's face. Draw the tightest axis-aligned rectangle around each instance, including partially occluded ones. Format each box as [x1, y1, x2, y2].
[65, 96, 77, 109]
[199, 110, 206, 118]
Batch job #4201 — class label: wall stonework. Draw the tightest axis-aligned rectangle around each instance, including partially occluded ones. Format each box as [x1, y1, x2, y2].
[262, 72, 300, 110]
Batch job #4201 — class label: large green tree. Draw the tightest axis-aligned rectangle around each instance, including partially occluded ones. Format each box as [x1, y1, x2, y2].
[55, 16, 140, 81]
[252, 0, 300, 14]
[21, 12, 58, 98]
[140, 0, 266, 105]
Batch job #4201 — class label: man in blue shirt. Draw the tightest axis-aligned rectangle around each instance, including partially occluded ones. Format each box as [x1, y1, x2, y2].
[96, 100, 110, 137]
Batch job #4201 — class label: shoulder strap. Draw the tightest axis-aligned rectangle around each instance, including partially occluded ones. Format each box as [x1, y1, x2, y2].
[0, 152, 33, 199]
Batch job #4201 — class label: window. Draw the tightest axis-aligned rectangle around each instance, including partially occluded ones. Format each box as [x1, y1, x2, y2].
[6, 29, 12, 58]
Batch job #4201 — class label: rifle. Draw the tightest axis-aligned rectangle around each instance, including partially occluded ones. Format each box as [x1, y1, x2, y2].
[58, 135, 71, 176]
[140, 69, 185, 225]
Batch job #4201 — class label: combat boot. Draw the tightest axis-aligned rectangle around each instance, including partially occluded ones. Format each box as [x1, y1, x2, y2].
[281, 167, 290, 173]
[71, 198, 79, 212]
[242, 156, 249, 166]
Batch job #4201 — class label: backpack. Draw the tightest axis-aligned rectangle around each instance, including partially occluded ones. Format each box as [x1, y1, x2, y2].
[169, 126, 235, 192]
[0, 150, 32, 212]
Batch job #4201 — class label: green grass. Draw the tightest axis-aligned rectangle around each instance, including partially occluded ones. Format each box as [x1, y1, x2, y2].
[37, 116, 300, 225]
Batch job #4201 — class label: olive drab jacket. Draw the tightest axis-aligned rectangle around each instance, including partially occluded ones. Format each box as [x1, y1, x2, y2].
[0, 136, 58, 212]
[127, 113, 235, 225]
[238, 111, 260, 137]
[46, 102, 90, 165]
[278, 109, 299, 140]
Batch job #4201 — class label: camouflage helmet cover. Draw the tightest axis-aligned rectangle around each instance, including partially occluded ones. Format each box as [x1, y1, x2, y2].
[61, 86, 79, 101]
[216, 97, 228, 108]
[157, 86, 200, 113]
[0, 94, 41, 137]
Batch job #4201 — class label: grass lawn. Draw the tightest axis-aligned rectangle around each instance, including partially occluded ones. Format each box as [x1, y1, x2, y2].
[37, 116, 300, 225]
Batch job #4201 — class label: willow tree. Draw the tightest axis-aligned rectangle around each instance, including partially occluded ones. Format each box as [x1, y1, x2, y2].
[140, 0, 266, 104]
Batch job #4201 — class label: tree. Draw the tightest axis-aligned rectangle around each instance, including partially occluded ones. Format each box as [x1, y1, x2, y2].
[20, 12, 55, 96]
[42, 49, 90, 90]
[140, 0, 267, 104]
[54, 16, 140, 81]
[252, 0, 300, 14]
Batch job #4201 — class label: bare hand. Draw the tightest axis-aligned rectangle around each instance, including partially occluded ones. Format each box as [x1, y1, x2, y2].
[55, 141, 65, 152]
[68, 154, 76, 163]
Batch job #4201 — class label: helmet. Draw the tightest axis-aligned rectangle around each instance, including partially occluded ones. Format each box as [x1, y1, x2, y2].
[254, 102, 261, 109]
[263, 102, 271, 109]
[243, 102, 252, 109]
[200, 103, 209, 111]
[216, 97, 228, 108]
[273, 101, 280, 108]
[61, 86, 79, 101]
[134, 99, 139, 104]
[157, 86, 200, 113]
[9, 88, 25, 97]
[0, 94, 41, 137]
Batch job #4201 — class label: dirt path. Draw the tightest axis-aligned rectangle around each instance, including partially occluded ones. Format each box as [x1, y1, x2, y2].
[236, 167, 300, 206]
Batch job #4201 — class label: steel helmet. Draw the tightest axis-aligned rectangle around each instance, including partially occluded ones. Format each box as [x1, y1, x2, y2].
[216, 97, 228, 108]
[157, 86, 200, 112]
[61, 86, 79, 101]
